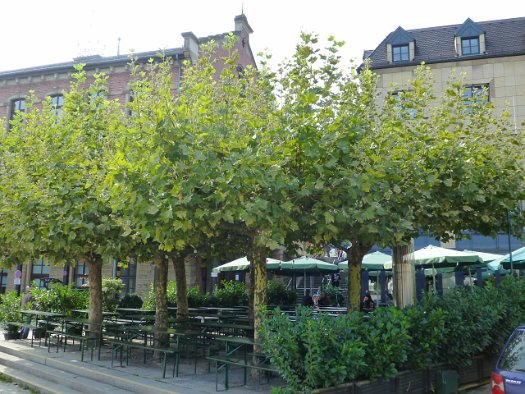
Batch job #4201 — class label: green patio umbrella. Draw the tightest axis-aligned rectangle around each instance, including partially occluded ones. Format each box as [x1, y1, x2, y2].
[337, 251, 392, 271]
[493, 246, 525, 270]
[211, 257, 283, 273]
[275, 256, 339, 275]
[408, 245, 483, 269]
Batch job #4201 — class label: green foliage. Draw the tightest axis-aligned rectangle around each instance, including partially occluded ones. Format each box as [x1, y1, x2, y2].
[187, 286, 209, 307]
[357, 306, 411, 380]
[403, 297, 446, 370]
[268, 279, 297, 307]
[101, 278, 124, 312]
[30, 283, 89, 315]
[118, 293, 143, 309]
[0, 291, 22, 330]
[142, 280, 249, 309]
[260, 277, 525, 390]
[260, 307, 366, 392]
[142, 281, 177, 310]
[320, 284, 345, 307]
[212, 280, 248, 307]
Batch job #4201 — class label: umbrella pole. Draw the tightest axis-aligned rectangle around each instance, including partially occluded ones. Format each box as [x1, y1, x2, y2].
[432, 263, 437, 292]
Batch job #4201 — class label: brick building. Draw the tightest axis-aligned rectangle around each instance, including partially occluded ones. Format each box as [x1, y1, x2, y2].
[0, 14, 256, 296]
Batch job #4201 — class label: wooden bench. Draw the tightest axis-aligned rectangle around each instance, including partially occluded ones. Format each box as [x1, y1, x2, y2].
[206, 353, 277, 391]
[107, 339, 179, 379]
[206, 336, 277, 391]
[46, 320, 103, 362]
[46, 330, 100, 361]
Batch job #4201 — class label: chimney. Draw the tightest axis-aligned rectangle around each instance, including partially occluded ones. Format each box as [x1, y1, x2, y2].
[181, 31, 199, 63]
[234, 14, 253, 35]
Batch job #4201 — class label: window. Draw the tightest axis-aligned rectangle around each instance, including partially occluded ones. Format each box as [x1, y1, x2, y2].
[74, 262, 89, 288]
[461, 37, 480, 55]
[127, 90, 135, 117]
[116, 259, 137, 295]
[31, 259, 51, 288]
[10, 98, 26, 119]
[463, 84, 489, 105]
[51, 94, 64, 116]
[391, 91, 418, 118]
[392, 44, 409, 62]
[0, 269, 8, 294]
[9, 98, 26, 130]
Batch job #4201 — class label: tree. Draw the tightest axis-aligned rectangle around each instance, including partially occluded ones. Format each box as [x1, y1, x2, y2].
[0, 66, 132, 328]
[273, 35, 525, 310]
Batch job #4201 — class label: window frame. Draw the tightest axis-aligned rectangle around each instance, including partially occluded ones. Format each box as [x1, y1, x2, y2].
[50, 94, 64, 117]
[31, 259, 51, 288]
[392, 44, 410, 62]
[74, 262, 89, 288]
[461, 37, 480, 56]
[0, 268, 8, 294]
[9, 98, 26, 129]
[116, 259, 137, 296]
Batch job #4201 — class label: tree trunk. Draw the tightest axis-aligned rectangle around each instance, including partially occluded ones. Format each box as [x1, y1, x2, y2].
[87, 254, 103, 334]
[172, 252, 188, 321]
[346, 241, 370, 312]
[154, 253, 169, 348]
[251, 245, 267, 344]
[392, 243, 414, 308]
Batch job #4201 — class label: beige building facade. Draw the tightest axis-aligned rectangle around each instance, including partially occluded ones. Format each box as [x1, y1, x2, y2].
[365, 17, 525, 132]
[364, 16, 525, 253]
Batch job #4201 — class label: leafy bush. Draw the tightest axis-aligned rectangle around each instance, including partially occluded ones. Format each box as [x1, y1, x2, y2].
[187, 287, 210, 307]
[142, 281, 177, 310]
[268, 279, 297, 306]
[320, 284, 345, 306]
[118, 293, 143, 309]
[212, 280, 248, 307]
[426, 284, 505, 367]
[403, 295, 446, 370]
[366, 307, 412, 379]
[101, 278, 124, 312]
[260, 307, 366, 392]
[30, 283, 89, 315]
[0, 291, 22, 330]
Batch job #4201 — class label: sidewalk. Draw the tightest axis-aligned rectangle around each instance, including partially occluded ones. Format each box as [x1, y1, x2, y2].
[0, 335, 284, 394]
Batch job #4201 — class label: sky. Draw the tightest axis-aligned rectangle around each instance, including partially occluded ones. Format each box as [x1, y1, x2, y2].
[0, 0, 521, 73]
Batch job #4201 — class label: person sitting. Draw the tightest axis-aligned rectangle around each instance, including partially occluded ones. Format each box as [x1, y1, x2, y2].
[360, 291, 375, 313]
[318, 292, 331, 307]
[302, 289, 314, 307]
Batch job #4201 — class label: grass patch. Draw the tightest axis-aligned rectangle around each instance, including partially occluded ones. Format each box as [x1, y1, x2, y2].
[0, 372, 40, 393]
[0, 372, 13, 383]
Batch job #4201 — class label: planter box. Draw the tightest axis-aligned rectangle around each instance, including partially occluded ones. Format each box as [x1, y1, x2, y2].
[395, 369, 428, 393]
[309, 356, 496, 394]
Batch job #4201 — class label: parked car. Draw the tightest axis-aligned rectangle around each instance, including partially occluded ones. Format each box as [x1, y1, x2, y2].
[492, 324, 525, 393]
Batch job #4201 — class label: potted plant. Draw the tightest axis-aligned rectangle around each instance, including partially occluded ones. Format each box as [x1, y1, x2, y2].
[0, 291, 22, 340]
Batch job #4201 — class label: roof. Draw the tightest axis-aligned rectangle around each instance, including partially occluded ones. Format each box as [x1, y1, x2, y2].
[365, 16, 525, 70]
[0, 47, 186, 79]
[0, 15, 249, 79]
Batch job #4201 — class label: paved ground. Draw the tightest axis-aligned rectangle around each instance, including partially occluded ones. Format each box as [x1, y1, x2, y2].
[0, 380, 32, 393]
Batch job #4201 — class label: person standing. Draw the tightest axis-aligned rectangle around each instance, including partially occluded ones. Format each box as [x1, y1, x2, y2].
[20, 286, 33, 339]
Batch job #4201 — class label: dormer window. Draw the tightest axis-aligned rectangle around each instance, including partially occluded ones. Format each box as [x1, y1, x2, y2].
[386, 26, 415, 64]
[392, 44, 410, 62]
[461, 37, 480, 55]
[455, 18, 485, 57]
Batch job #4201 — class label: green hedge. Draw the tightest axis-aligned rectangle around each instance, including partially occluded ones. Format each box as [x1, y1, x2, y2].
[260, 275, 525, 393]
